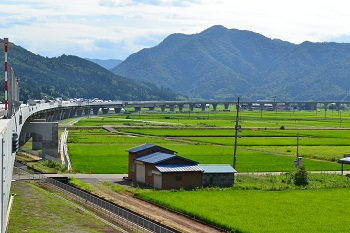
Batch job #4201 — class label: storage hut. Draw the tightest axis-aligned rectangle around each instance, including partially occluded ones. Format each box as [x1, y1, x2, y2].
[133, 152, 203, 189]
[199, 164, 237, 187]
[127, 144, 175, 181]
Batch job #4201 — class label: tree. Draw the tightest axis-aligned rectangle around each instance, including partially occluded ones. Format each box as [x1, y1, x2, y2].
[294, 166, 308, 186]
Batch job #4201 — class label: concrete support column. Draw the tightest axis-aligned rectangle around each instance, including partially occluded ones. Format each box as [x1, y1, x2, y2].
[31, 133, 42, 150]
[20, 122, 59, 160]
[69, 109, 77, 118]
[298, 103, 302, 111]
[77, 109, 84, 117]
[324, 103, 328, 111]
[148, 107, 155, 111]
[336, 103, 341, 111]
[102, 108, 109, 114]
[92, 107, 100, 115]
[284, 103, 289, 111]
[311, 103, 317, 111]
[201, 104, 206, 112]
[160, 105, 166, 112]
[247, 103, 253, 111]
[84, 107, 91, 116]
[134, 107, 141, 112]
[114, 108, 122, 114]
[169, 104, 175, 112]
[63, 109, 71, 119]
[273, 103, 277, 112]
[178, 104, 184, 112]
[212, 103, 218, 111]
[189, 104, 194, 112]
[224, 103, 230, 111]
[46, 114, 54, 122]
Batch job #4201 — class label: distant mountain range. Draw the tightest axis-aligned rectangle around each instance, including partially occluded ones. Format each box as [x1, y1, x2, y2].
[0, 39, 179, 101]
[111, 25, 350, 101]
[85, 58, 122, 70]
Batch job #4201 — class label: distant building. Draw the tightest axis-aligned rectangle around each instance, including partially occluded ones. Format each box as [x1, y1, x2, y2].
[127, 144, 237, 189]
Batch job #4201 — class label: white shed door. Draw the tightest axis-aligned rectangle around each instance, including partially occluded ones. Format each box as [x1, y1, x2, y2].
[136, 164, 145, 183]
[154, 173, 162, 189]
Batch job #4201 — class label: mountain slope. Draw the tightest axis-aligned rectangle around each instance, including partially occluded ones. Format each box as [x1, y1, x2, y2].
[111, 25, 350, 101]
[85, 58, 122, 70]
[0, 39, 179, 101]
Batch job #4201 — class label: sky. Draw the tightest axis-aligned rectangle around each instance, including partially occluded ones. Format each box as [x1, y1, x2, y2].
[1, 0, 350, 60]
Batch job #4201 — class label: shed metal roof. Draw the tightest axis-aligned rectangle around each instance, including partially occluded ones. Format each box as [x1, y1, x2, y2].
[155, 164, 204, 173]
[198, 164, 237, 173]
[338, 157, 350, 165]
[127, 143, 176, 153]
[135, 152, 176, 164]
[127, 143, 155, 153]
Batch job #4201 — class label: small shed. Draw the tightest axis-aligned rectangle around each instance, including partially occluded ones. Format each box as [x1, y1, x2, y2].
[199, 164, 237, 187]
[134, 152, 203, 189]
[338, 154, 350, 175]
[127, 144, 175, 180]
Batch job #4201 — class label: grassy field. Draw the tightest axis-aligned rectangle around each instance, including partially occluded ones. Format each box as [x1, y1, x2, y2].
[51, 108, 350, 232]
[8, 181, 116, 233]
[66, 109, 350, 173]
[138, 187, 350, 233]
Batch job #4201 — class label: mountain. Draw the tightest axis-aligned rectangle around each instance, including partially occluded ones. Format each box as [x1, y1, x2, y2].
[111, 25, 350, 101]
[85, 58, 122, 70]
[0, 39, 180, 101]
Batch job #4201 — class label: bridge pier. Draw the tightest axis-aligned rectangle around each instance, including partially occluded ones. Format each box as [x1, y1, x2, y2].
[20, 122, 59, 160]
[102, 108, 109, 114]
[84, 107, 91, 116]
[69, 109, 77, 118]
[169, 104, 175, 112]
[189, 104, 194, 112]
[63, 109, 71, 119]
[178, 104, 184, 112]
[134, 107, 141, 112]
[148, 107, 155, 111]
[224, 103, 230, 111]
[212, 103, 218, 111]
[201, 104, 206, 112]
[92, 107, 100, 115]
[336, 102, 341, 111]
[76, 109, 84, 117]
[160, 105, 166, 112]
[114, 107, 122, 114]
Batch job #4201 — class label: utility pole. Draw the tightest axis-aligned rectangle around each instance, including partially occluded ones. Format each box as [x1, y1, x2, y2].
[233, 97, 240, 169]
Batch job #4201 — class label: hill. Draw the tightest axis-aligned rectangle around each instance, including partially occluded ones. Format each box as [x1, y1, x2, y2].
[111, 25, 350, 101]
[0, 39, 180, 101]
[85, 58, 122, 70]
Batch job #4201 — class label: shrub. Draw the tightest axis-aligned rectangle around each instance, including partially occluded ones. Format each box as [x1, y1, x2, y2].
[280, 125, 285, 130]
[294, 166, 308, 186]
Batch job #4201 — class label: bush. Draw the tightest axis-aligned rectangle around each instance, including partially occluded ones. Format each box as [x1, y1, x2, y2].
[280, 125, 285, 130]
[294, 166, 308, 186]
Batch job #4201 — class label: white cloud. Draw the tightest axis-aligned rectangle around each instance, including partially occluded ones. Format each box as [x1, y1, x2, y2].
[1, 0, 350, 59]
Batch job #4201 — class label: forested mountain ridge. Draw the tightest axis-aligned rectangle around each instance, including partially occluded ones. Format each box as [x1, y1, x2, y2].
[85, 58, 122, 70]
[111, 25, 350, 101]
[0, 39, 179, 101]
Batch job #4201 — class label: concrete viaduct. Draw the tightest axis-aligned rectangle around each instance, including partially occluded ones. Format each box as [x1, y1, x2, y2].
[0, 98, 349, 232]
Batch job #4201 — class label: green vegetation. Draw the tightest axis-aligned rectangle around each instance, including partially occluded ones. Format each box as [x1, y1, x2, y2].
[0, 39, 180, 101]
[8, 182, 116, 233]
[111, 25, 350, 101]
[62, 108, 350, 232]
[67, 109, 350, 174]
[138, 186, 350, 232]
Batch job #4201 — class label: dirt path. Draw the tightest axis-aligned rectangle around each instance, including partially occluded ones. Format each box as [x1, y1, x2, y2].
[88, 182, 225, 233]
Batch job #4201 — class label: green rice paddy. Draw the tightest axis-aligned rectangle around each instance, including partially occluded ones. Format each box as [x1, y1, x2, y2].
[65, 107, 350, 232]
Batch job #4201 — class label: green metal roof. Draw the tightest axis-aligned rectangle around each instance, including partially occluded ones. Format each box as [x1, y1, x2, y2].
[198, 164, 237, 173]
